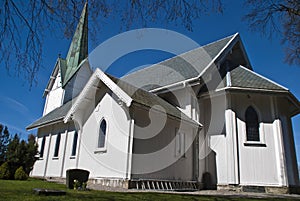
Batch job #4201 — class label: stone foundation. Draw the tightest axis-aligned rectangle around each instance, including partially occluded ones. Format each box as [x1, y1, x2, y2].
[217, 184, 300, 194]
[89, 178, 201, 191]
[33, 176, 300, 194]
[89, 178, 130, 189]
[129, 179, 201, 191]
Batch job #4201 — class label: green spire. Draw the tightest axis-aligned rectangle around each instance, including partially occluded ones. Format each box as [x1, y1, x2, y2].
[62, 2, 88, 87]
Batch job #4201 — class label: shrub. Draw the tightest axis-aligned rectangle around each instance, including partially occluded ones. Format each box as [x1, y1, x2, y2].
[66, 169, 89, 189]
[14, 166, 28, 180]
[0, 162, 11, 179]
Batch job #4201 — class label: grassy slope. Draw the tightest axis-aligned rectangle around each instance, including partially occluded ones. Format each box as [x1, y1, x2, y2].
[0, 178, 298, 201]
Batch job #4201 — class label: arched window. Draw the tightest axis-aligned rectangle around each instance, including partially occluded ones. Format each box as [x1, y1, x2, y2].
[71, 131, 78, 156]
[98, 119, 107, 148]
[245, 106, 260, 141]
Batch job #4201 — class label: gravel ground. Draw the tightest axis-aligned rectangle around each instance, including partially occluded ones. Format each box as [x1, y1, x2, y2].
[46, 178, 300, 199]
[87, 183, 300, 200]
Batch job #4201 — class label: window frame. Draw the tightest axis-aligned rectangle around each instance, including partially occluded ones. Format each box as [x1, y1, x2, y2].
[191, 96, 199, 121]
[95, 118, 108, 153]
[53, 133, 61, 158]
[70, 130, 78, 157]
[175, 128, 186, 158]
[39, 136, 46, 159]
[244, 105, 266, 146]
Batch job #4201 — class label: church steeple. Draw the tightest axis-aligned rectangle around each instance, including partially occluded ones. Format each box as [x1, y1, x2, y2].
[62, 2, 88, 87]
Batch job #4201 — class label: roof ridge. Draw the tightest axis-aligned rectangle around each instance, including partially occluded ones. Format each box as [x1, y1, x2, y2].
[121, 33, 238, 79]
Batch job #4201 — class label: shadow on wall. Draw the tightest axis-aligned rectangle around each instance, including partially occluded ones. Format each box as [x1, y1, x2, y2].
[202, 149, 217, 190]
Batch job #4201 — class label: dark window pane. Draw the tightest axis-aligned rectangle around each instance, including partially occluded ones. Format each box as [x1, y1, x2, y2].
[71, 131, 78, 156]
[98, 120, 107, 148]
[245, 106, 260, 141]
[40, 136, 46, 158]
[54, 134, 61, 157]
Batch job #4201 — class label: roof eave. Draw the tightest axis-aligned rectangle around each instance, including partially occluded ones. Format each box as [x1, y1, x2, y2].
[286, 93, 300, 117]
[207, 87, 300, 117]
[26, 118, 64, 131]
[43, 58, 60, 97]
[150, 33, 239, 93]
[222, 86, 289, 94]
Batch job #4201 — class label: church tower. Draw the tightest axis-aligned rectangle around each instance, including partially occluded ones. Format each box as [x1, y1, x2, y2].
[43, 3, 91, 115]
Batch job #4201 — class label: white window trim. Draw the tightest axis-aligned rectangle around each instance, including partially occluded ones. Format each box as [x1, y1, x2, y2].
[244, 122, 266, 146]
[243, 105, 266, 147]
[53, 134, 61, 158]
[70, 130, 79, 157]
[39, 136, 46, 159]
[175, 128, 186, 158]
[95, 118, 108, 153]
[191, 96, 199, 122]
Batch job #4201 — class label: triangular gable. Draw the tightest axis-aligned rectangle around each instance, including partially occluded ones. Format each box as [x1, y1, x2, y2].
[107, 75, 202, 126]
[64, 68, 201, 126]
[43, 58, 62, 97]
[43, 58, 68, 97]
[64, 68, 133, 123]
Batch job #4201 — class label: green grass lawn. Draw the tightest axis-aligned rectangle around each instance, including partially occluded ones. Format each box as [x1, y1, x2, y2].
[0, 178, 298, 201]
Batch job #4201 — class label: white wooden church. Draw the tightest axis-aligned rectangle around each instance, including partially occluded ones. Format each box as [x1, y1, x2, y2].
[27, 4, 300, 193]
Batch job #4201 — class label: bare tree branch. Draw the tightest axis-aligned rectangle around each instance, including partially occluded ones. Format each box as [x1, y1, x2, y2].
[1, 0, 223, 87]
[244, 0, 300, 65]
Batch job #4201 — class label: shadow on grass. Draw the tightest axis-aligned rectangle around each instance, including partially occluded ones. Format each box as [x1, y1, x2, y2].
[0, 178, 299, 201]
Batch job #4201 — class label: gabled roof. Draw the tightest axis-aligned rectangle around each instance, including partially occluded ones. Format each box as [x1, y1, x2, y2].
[64, 68, 201, 126]
[121, 33, 242, 91]
[213, 65, 300, 116]
[218, 65, 288, 92]
[107, 75, 200, 125]
[26, 98, 75, 130]
[28, 67, 201, 130]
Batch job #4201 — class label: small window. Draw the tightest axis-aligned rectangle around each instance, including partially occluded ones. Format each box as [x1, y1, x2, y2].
[54, 134, 61, 157]
[40, 136, 46, 158]
[175, 129, 185, 157]
[191, 96, 199, 121]
[98, 119, 107, 148]
[71, 131, 78, 156]
[245, 106, 260, 141]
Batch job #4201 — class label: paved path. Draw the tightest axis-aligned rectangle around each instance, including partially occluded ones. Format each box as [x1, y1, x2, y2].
[87, 183, 300, 199]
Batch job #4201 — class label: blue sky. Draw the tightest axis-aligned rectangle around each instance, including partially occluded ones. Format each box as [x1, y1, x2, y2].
[0, 1, 299, 163]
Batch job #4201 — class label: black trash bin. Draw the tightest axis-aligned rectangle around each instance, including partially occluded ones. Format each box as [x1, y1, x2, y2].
[66, 169, 90, 189]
